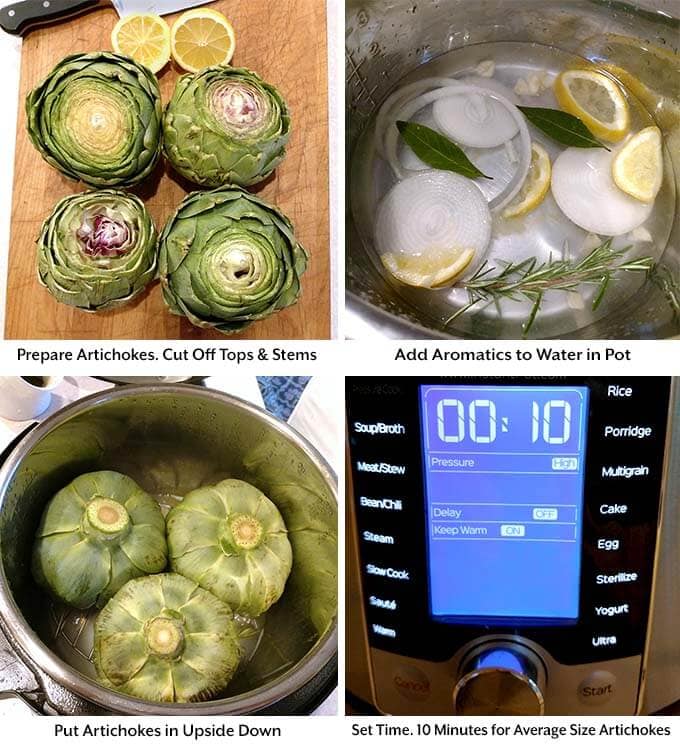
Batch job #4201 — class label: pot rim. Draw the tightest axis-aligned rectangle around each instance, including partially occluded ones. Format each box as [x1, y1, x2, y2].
[0, 383, 338, 715]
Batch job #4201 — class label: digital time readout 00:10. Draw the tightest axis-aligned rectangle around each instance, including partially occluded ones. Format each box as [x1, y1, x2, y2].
[421, 386, 589, 455]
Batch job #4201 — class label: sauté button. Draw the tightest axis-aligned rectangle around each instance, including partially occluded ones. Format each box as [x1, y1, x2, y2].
[578, 671, 616, 706]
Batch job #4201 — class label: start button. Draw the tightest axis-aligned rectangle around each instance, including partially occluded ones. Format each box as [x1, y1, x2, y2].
[578, 671, 616, 706]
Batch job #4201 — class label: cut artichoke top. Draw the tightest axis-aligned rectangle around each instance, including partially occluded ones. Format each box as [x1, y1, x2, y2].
[163, 66, 291, 187]
[94, 573, 242, 703]
[26, 52, 162, 187]
[159, 187, 308, 334]
[37, 189, 158, 312]
[167, 479, 293, 617]
[32, 471, 167, 609]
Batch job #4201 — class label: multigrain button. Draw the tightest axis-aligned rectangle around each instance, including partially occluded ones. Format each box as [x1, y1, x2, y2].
[578, 671, 616, 706]
[392, 664, 431, 702]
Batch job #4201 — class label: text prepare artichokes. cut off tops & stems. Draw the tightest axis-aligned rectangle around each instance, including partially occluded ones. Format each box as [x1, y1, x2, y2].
[37, 190, 158, 311]
[26, 52, 163, 187]
[94, 573, 242, 702]
[163, 66, 291, 187]
[32, 471, 167, 609]
[158, 187, 308, 333]
[166, 479, 293, 617]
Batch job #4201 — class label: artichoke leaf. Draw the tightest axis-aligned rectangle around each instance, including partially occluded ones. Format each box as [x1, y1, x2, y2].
[94, 574, 242, 702]
[32, 471, 167, 609]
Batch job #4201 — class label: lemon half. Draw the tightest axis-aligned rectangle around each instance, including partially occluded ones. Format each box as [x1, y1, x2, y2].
[612, 126, 663, 203]
[111, 13, 171, 74]
[554, 69, 630, 142]
[502, 142, 552, 219]
[171, 8, 236, 73]
[381, 248, 475, 289]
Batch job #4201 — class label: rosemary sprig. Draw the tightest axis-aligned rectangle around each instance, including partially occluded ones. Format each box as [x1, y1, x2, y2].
[648, 264, 680, 322]
[446, 239, 655, 336]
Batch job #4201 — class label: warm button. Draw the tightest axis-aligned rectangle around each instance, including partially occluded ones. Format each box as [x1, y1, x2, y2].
[578, 671, 616, 706]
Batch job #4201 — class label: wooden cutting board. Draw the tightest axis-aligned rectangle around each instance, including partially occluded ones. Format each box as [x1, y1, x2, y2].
[5, 0, 329, 340]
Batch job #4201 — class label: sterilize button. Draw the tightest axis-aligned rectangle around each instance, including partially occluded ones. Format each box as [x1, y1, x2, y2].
[577, 671, 616, 706]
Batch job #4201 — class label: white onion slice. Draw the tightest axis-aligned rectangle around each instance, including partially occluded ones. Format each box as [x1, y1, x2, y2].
[551, 147, 654, 236]
[459, 76, 520, 104]
[433, 92, 519, 148]
[384, 85, 476, 178]
[384, 84, 531, 211]
[374, 170, 492, 260]
[374, 77, 465, 158]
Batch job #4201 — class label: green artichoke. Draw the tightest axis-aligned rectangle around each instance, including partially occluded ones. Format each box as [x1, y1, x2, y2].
[32, 471, 167, 609]
[167, 479, 293, 617]
[94, 573, 241, 702]
[163, 66, 290, 187]
[26, 52, 162, 187]
[37, 189, 158, 311]
[159, 187, 307, 333]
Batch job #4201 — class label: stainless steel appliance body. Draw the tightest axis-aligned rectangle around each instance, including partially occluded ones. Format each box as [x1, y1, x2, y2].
[346, 0, 680, 339]
[0, 385, 338, 715]
[346, 377, 680, 714]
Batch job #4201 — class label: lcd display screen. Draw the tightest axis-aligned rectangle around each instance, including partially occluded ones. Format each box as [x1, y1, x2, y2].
[420, 385, 589, 623]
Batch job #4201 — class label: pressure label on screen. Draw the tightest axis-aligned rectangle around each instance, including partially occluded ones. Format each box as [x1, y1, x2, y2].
[420, 385, 589, 623]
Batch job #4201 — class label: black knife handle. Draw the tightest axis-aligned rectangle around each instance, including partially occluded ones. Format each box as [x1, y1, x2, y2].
[0, 0, 102, 36]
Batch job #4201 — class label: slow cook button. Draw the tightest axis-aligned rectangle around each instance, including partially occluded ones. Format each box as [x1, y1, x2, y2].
[366, 563, 410, 580]
[392, 665, 431, 702]
[578, 671, 617, 706]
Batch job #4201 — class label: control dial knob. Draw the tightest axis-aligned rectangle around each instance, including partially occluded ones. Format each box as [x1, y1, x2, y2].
[453, 642, 546, 715]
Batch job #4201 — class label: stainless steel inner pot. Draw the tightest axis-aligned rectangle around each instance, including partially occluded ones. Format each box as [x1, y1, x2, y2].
[346, 0, 680, 339]
[0, 385, 337, 715]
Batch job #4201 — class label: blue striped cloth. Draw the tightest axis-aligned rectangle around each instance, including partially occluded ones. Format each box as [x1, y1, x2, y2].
[257, 376, 311, 421]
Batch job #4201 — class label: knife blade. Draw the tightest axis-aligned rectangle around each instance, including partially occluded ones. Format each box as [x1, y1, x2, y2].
[0, 0, 211, 36]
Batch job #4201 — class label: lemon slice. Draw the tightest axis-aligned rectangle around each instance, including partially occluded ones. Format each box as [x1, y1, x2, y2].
[111, 13, 171, 74]
[554, 69, 629, 142]
[502, 142, 552, 219]
[381, 248, 475, 289]
[171, 8, 236, 73]
[612, 126, 663, 203]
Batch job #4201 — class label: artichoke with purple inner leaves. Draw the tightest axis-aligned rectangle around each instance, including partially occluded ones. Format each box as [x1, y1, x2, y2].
[37, 189, 158, 311]
[162, 66, 291, 187]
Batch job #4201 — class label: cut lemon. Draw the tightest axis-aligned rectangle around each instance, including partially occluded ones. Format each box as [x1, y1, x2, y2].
[612, 126, 663, 203]
[111, 13, 171, 74]
[502, 142, 552, 219]
[171, 8, 236, 73]
[554, 69, 629, 142]
[381, 248, 475, 289]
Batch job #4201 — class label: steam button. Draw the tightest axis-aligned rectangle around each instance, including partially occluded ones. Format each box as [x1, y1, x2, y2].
[578, 671, 616, 706]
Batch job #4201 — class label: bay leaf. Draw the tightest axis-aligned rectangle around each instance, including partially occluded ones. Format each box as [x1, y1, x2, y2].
[396, 121, 492, 179]
[518, 106, 609, 150]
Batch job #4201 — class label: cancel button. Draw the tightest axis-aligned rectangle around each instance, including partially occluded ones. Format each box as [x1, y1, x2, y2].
[578, 671, 616, 706]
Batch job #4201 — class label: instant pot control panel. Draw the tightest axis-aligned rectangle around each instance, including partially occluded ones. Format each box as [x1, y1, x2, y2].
[346, 377, 672, 715]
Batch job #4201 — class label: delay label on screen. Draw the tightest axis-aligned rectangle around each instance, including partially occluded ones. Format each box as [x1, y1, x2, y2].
[420, 385, 589, 623]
